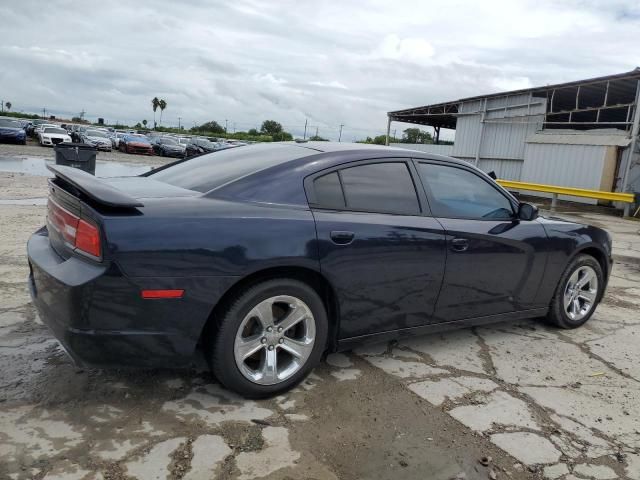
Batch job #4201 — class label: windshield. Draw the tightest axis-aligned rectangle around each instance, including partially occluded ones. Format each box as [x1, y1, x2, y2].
[160, 137, 177, 145]
[149, 144, 311, 193]
[44, 127, 67, 134]
[126, 135, 150, 143]
[0, 119, 20, 128]
[86, 130, 108, 138]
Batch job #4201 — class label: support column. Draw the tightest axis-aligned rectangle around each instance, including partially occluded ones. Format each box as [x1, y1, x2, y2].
[385, 116, 391, 146]
[474, 99, 487, 166]
[621, 80, 640, 217]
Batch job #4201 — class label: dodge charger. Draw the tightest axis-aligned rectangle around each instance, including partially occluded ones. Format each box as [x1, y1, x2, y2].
[27, 142, 612, 397]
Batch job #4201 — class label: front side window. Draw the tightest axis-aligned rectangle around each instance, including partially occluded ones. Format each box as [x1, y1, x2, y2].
[418, 163, 513, 220]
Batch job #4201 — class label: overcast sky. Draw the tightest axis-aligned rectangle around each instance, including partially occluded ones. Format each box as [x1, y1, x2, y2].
[1, 0, 639, 141]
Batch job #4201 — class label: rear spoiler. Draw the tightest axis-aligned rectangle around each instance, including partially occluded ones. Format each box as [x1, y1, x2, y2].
[47, 165, 144, 208]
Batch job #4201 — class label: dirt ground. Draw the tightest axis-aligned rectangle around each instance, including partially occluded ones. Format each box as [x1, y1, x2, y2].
[1, 148, 639, 480]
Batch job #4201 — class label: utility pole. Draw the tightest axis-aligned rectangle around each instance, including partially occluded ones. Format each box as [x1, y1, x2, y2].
[0, 100, 3, 113]
[338, 124, 344, 142]
[393, 129, 397, 142]
[303, 119, 308, 139]
[224, 119, 228, 133]
[315, 126, 318, 138]
[233, 122, 236, 133]
[178, 117, 182, 130]
[42, 107, 46, 119]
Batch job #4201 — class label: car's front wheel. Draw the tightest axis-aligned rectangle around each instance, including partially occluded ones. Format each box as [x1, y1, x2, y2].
[208, 278, 328, 398]
[546, 254, 603, 329]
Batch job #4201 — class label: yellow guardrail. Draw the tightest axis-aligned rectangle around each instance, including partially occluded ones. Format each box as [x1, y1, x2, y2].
[497, 179, 635, 204]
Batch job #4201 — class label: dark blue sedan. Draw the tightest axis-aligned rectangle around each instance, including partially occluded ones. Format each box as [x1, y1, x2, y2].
[0, 118, 27, 144]
[27, 142, 611, 397]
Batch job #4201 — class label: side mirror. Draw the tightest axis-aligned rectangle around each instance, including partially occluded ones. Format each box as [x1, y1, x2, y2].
[518, 202, 539, 221]
[487, 170, 497, 180]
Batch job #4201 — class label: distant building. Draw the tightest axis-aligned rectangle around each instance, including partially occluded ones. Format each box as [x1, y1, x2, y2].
[387, 69, 640, 207]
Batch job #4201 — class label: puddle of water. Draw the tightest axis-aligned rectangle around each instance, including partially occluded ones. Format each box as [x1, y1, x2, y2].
[0, 198, 47, 205]
[0, 156, 153, 177]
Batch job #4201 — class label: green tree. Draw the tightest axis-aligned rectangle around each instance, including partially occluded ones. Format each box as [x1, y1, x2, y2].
[192, 121, 225, 134]
[151, 97, 160, 128]
[309, 135, 329, 141]
[247, 128, 259, 136]
[402, 128, 433, 144]
[158, 99, 167, 126]
[142, 119, 148, 127]
[260, 120, 283, 136]
[260, 120, 293, 141]
[5, 101, 11, 111]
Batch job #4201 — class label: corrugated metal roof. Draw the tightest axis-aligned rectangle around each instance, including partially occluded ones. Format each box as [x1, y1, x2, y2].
[525, 132, 631, 146]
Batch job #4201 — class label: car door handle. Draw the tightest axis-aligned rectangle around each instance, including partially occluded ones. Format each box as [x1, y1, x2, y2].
[330, 231, 355, 245]
[451, 238, 469, 252]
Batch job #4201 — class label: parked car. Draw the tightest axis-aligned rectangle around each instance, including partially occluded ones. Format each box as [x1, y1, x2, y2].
[34, 124, 58, 142]
[111, 131, 129, 149]
[39, 126, 72, 147]
[185, 138, 220, 158]
[119, 134, 154, 155]
[27, 119, 50, 137]
[0, 118, 27, 144]
[27, 143, 612, 398]
[152, 136, 186, 158]
[80, 129, 112, 151]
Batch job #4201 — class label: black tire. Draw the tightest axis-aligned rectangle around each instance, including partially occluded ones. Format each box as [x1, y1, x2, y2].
[207, 278, 328, 398]
[546, 254, 604, 329]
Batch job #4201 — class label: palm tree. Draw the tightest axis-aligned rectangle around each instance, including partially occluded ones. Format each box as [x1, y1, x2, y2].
[151, 97, 160, 128]
[158, 99, 167, 126]
[5, 101, 11, 111]
[142, 119, 148, 128]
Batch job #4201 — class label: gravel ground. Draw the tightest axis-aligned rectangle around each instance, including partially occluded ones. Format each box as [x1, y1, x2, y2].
[1, 148, 640, 479]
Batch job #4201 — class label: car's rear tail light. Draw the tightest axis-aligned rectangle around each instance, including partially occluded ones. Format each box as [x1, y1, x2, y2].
[75, 219, 101, 257]
[48, 198, 102, 259]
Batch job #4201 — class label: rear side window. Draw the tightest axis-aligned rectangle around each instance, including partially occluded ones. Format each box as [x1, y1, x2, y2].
[418, 163, 514, 219]
[312, 162, 420, 215]
[313, 172, 346, 208]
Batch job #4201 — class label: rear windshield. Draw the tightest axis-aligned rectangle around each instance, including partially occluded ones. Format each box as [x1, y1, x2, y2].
[149, 144, 312, 193]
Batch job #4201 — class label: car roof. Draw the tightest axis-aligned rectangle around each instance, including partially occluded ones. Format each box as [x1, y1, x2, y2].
[199, 142, 471, 206]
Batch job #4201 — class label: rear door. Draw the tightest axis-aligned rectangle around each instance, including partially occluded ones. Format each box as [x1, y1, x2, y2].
[306, 159, 447, 339]
[415, 161, 547, 321]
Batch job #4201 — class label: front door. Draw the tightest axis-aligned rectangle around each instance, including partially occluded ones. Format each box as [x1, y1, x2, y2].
[415, 161, 548, 321]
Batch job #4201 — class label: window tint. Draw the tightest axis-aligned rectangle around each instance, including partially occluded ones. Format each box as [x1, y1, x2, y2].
[418, 163, 513, 219]
[313, 172, 345, 208]
[339, 162, 420, 215]
[149, 144, 314, 193]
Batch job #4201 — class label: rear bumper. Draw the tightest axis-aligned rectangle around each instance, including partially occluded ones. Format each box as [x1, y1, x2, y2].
[27, 228, 234, 368]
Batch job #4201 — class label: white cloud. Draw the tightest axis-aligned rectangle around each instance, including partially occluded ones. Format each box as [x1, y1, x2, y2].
[375, 34, 435, 64]
[0, 0, 639, 141]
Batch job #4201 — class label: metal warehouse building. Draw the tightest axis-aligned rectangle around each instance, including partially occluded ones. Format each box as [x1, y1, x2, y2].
[386, 69, 640, 209]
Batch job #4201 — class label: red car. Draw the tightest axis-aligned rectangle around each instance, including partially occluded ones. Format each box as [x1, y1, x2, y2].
[119, 134, 154, 155]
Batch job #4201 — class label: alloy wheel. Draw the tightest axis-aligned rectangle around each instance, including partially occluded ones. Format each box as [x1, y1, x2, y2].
[234, 295, 316, 385]
[563, 265, 598, 321]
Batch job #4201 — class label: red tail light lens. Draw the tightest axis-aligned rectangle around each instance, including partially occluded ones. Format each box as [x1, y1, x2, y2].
[75, 219, 101, 257]
[48, 199, 102, 259]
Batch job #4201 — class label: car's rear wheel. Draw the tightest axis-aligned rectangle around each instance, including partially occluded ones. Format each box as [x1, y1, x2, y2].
[208, 278, 328, 398]
[546, 254, 603, 329]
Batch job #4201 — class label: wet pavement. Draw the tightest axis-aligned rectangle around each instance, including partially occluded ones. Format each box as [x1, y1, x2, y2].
[1, 156, 640, 479]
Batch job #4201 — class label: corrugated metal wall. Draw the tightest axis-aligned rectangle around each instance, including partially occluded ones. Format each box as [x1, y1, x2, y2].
[451, 93, 545, 161]
[390, 143, 454, 156]
[478, 158, 523, 180]
[519, 143, 607, 204]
